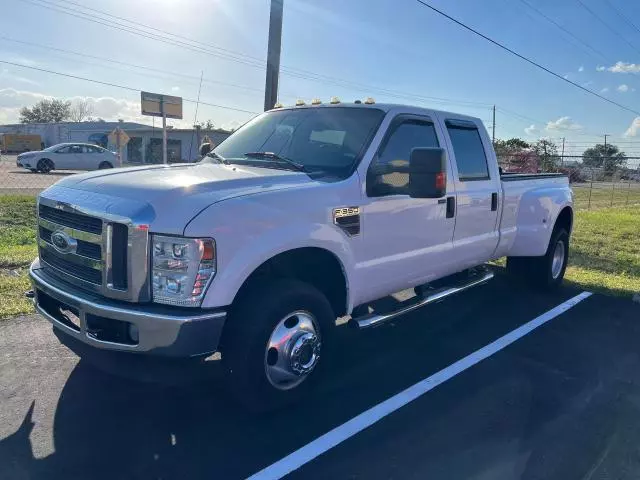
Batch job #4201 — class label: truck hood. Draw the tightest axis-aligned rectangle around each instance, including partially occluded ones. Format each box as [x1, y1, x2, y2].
[46, 163, 313, 234]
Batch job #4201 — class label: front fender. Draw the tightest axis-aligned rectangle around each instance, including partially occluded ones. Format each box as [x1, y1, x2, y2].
[203, 222, 354, 309]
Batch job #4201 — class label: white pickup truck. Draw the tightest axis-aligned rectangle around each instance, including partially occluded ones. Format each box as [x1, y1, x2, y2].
[29, 100, 573, 407]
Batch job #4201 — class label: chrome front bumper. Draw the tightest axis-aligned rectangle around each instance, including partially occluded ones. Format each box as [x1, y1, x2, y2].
[29, 259, 227, 357]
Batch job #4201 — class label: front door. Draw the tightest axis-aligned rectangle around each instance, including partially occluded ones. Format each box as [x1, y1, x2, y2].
[53, 145, 73, 169]
[443, 118, 500, 270]
[354, 115, 456, 306]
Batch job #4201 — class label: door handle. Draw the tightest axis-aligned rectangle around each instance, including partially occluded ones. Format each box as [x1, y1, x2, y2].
[446, 196, 456, 218]
[491, 192, 498, 211]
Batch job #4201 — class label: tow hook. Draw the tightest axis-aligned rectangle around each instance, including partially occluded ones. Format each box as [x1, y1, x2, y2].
[24, 290, 35, 299]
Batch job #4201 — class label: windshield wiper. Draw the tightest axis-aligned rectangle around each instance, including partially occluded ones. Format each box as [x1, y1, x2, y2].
[205, 151, 229, 165]
[243, 151, 306, 172]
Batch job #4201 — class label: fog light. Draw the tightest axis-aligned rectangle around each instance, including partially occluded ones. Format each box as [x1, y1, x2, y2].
[128, 324, 139, 343]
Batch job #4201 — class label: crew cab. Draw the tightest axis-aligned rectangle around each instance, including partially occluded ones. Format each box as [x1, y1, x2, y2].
[29, 100, 573, 408]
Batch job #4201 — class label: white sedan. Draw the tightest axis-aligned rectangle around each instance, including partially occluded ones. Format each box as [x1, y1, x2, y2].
[16, 143, 117, 173]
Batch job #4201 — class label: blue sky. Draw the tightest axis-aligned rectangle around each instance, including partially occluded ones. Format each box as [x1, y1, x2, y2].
[3, 0, 640, 159]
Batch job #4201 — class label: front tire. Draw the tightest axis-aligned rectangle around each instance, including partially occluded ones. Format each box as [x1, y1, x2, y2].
[98, 161, 113, 169]
[507, 228, 569, 290]
[222, 279, 335, 411]
[36, 158, 53, 173]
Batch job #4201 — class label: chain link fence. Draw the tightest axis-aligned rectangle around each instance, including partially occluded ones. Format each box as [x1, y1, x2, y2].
[497, 152, 640, 211]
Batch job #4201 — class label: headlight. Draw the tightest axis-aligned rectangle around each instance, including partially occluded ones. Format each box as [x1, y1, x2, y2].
[151, 235, 216, 307]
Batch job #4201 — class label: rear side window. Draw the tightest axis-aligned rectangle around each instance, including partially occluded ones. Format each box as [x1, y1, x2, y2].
[368, 119, 439, 196]
[446, 121, 490, 181]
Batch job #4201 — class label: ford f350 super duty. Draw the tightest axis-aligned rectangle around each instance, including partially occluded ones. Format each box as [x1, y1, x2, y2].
[29, 100, 573, 408]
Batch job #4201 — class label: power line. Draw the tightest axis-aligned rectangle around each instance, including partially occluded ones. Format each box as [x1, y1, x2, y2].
[0, 59, 260, 115]
[516, 0, 608, 61]
[16, 0, 494, 110]
[574, 0, 640, 55]
[0, 36, 270, 95]
[602, 0, 640, 35]
[413, 0, 640, 116]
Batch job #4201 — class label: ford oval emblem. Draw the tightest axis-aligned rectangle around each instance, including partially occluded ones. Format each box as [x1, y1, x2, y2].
[51, 230, 77, 255]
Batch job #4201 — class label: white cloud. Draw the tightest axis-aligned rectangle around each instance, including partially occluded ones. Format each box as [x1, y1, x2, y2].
[171, 86, 180, 92]
[524, 124, 539, 135]
[578, 66, 584, 72]
[617, 84, 629, 92]
[596, 65, 606, 72]
[545, 116, 583, 131]
[563, 74, 569, 79]
[624, 117, 640, 137]
[0, 88, 156, 125]
[608, 61, 640, 73]
[601, 87, 610, 93]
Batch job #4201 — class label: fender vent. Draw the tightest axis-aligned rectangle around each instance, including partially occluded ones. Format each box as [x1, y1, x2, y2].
[334, 207, 360, 236]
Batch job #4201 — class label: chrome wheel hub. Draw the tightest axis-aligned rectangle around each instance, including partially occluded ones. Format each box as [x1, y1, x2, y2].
[264, 311, 321, 390]
[551, 239, 565, 279]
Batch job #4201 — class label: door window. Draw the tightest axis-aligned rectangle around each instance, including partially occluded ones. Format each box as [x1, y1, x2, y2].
[367, 119, 439, 197]
[446, 121, 490, 181]
[69, 145, 83, 155]
[55, 146, 72, 154]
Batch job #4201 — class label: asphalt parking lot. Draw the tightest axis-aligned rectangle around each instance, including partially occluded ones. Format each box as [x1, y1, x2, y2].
[1, 272, 639, 480]
[0, 157, 74, 194]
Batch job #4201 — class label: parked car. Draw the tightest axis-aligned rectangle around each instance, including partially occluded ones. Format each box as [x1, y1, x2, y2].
[16, 142, 117, 172]
[28, 100, 573, 409]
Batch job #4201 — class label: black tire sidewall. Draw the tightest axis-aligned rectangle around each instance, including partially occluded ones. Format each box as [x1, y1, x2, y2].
[37, 158, 52, 173]
[99, 162, 113, 169]
[222, 279, 335, 410]
[540, 228, 569, 289]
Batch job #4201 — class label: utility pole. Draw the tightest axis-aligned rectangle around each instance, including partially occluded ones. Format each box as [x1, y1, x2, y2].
[264, 0, 284, 112]
[492, 105, 496, 144]
[561, 137, 565, 167]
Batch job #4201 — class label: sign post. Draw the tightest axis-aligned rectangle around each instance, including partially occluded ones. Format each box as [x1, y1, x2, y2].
[108, 127, 130, 166]
[141, 92, 183, 164]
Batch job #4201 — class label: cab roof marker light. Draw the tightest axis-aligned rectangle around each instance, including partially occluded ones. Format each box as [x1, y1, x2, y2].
[273, 102, 284, 109]
[364, 97, 376, 104]
[330, 96, 341, 104]
[311, 98, 322, 105]
[295, 99, 306, 106]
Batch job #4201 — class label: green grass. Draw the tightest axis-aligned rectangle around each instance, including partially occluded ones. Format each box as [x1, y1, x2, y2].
[573, 183, 640, 211]
[0, 195, 37, 318]
[0, 194, 638, 318]
[565, 207, 640, 296]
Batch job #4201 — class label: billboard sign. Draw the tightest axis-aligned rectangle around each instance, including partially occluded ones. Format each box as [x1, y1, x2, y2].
[141, 91, 183, 119]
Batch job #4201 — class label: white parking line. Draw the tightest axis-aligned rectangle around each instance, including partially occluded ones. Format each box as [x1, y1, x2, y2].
[247, 291, 593, 480]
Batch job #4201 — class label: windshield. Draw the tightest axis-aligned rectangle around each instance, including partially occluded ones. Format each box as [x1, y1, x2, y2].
[43, 144, 62, 152]
[208, 107, 385, 179]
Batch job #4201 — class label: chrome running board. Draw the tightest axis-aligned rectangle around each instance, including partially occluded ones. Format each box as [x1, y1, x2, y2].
[352, 270, 494, 329]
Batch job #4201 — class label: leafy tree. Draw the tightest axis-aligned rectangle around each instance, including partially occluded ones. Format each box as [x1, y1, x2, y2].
[531, 139, 561, 170]
[582, 143, 626, 174]
[197, 119, 215, 129]
[19, 99, 71, 123]
[493, 138, 530, 157]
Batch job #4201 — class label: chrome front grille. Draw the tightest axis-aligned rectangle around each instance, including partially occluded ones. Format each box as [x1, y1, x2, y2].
[37, 198, 150, 302]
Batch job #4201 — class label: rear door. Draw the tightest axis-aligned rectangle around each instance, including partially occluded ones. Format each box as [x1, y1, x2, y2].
[83, 145, 103, 170]
[442, 117, 501, 269]
[66, 144, 85, 169]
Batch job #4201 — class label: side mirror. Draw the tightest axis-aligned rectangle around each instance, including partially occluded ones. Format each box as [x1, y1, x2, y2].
[409, 147, 446, 198]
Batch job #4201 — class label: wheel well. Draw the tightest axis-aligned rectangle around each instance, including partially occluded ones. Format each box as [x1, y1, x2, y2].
[235, 248, 348, 317]
[555, 206, 573, 234]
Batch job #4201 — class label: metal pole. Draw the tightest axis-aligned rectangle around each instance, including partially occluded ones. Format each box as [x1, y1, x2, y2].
[492, 105, 496, 144]
[264, 0, 283, 112]
[162, 112, 168, 165]
[626, 180, 631, 205]
[189, 71, 204, 162]
[116, 128, 122, 167]
[561, 137, 565, 168]
[588, 169, 593, 210]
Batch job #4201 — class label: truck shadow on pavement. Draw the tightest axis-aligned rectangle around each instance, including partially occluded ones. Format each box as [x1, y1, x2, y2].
[5, 275, 633, 480]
